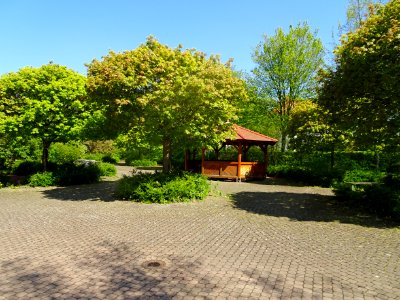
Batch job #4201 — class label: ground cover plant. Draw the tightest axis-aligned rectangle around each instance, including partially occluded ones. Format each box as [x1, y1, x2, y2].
[116, 171, 210, 203]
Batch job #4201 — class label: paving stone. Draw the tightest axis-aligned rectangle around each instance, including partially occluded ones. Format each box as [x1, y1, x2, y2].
[0, 168, 399, 299]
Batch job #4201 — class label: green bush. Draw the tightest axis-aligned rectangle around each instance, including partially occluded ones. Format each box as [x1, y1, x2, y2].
[268, 164, 337, 187]
[128, 159, 158, 167]
[29, 172, 57, 187]
[13, 160, 42, 176]
[343, 169, 385, 183]
[98, 162, 117, 176]
[116, 172, 210, 203]
[83, 153, 104, 161]
[55, 163, 101, 186]
[49, 142, 86, 165]
[101, 153, 120, 164]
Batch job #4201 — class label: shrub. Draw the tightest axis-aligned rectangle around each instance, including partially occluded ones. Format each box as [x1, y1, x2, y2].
[116, 172, 210, 203]
[49, 142, 86, 165]
[55, 163, 101, 186]
[83, 153, 104, 161]
[29, 172, 57, 187]
[13, 160, 42, 176]
[128, 159, 158, 167]
[334, 174, 400, 220]
[343, 169, 385, 183]
[267, 164, 337, 187]
[98, 162, 117, 176]
[101, 153, 120, 164]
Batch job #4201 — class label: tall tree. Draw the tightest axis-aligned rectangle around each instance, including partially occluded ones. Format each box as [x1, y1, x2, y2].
[86, 37, 246, 172]
[319, 0, 400, 163]
[340, 0, 381, 33]
[0, 64, 88, 170]
[252, 23, 324, 151]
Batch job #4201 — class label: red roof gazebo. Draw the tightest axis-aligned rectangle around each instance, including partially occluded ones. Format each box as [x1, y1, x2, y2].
[185, 124, 278, 180]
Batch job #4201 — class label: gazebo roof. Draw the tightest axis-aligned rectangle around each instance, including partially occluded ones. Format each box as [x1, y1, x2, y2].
[230, 124, 278, 145]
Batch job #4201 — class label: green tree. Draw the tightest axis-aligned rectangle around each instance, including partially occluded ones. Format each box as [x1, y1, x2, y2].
[318, 0, 400, 162]
[288, 99, 349, 169]
[340, 0, 381, 33]
[237, 79, 280, 139]
[252, 23, 324, 151]
[86, 37, 246, 173]
[0, 64, 88, 170]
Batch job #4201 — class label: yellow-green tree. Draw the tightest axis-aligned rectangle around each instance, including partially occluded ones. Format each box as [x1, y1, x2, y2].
[252, 23, 324, 151]
[0, 64, 87, 170]
[86, 37, 247, 172]
[319, 0, 400, 157]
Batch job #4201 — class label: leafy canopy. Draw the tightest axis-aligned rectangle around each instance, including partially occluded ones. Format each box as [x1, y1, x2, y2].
[0, 63, 88, 169]
[87, 37, 247, 171]
[319, 0, 400, 151]
[252, 23, 324, 151]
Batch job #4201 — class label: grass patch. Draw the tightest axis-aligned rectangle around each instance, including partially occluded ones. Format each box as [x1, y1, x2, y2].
[98, 162, 117, 176]
[116, 172, 210, 203]
[127, 159, 158, 167]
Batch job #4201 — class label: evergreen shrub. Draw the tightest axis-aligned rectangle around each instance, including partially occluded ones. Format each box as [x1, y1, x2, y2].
[116, 172, 210, 203]
[29, 172, 57, 187]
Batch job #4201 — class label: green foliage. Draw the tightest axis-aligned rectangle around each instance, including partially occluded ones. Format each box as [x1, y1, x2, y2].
[49, 142, 86, 165]
[116, 132, 162, 166]
[0, 63, 88, 170]
[84, 140, 115, 154]
[55, 163, 101, 186]
[101, 153, 120, 164]
[237, 81, 281, 140]
[127, 159, 158, 167]
[268, 165, 337, 187]
[12, 160, 42, 176]
[268, 151, 390, 187]
[116, 172, 210, 203]
[288, 100, 349, 156]
[252, 23, 324, 151]
[340, 0, 378, 33]
[87, 36, 247, 172]
[334, 179, 400, 220]
[0, 137, 41, 170]
[28, 172, 56, 187]
[319, 0, 400, 151]
[98, 162, 117, 176]
[343, 169, 385, 183]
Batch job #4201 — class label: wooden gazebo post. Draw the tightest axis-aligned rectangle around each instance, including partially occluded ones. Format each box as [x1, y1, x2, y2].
[201, 147, 205, 175]
[259, 144, 269, 170]
[237, 143, 242, 179]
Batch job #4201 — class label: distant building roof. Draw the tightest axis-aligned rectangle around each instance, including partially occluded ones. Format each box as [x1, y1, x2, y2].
[231, 124, 278, 144]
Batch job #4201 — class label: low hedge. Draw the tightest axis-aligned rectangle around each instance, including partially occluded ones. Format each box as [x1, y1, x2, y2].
[267, 165, 339, 187]
[334, 173, 400, 220]
[11, 160, 116, 187]
[116, 172, 210, 203]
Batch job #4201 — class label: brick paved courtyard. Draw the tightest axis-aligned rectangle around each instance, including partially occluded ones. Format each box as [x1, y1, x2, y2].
[0, 169, 399, 299]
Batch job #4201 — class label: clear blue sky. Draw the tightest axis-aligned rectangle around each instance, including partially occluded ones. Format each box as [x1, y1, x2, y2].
[0, 0, 348, 75]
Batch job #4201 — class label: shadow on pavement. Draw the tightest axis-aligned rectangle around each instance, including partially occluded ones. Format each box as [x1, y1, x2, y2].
[1, 241, 213, 299]
[41, 180, 120, 202]
[230, 190, 399, 229]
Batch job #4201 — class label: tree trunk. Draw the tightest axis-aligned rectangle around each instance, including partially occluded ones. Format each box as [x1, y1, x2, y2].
[280, 133, 287, 152]
[330, 143, 335, 172]
[42, 140, 51, 171]
[375, 149, 380, 171]
[162, 138, 172, 173]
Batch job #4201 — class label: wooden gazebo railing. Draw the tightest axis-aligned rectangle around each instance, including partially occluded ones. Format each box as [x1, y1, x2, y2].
[185, 125, 278, 180]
